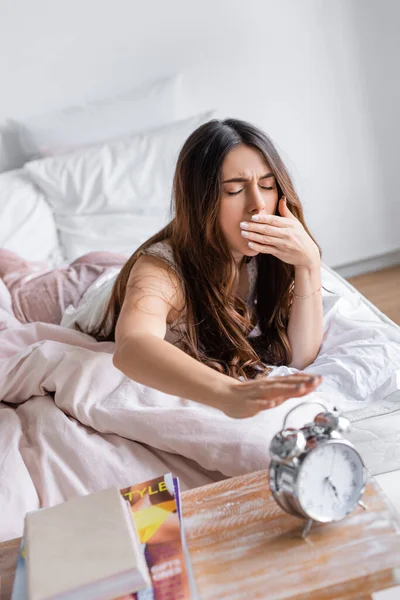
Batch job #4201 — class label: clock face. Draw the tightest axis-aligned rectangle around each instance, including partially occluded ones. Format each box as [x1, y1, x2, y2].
[296, 441, 366, 522]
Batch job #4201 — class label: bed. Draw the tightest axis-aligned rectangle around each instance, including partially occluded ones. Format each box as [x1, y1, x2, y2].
[1, 78, 400, 542]
[317, 265, 400, 515]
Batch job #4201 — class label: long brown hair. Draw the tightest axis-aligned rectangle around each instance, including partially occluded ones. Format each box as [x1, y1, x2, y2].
[90, 118, 320, 379]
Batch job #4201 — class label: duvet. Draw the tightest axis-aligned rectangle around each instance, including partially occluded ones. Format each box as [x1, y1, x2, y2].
[1, 257, 399, 542]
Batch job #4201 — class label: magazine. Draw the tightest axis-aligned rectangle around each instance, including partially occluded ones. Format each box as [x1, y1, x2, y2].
[119, 473, 192, 600]
[11, 474, 197, 600]
[171, 476, 198, 600]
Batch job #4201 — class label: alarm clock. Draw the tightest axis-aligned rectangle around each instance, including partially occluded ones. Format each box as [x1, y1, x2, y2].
[269, 402, 368, 538]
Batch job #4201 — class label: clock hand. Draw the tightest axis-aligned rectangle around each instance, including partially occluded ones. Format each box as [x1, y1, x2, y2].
[327, 477, 338, 499]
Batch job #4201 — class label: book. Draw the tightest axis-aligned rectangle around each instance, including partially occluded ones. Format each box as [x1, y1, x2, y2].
[118, 473, 194, 600]
[24, 487, 151, 600]
[12, 474, 197, 600]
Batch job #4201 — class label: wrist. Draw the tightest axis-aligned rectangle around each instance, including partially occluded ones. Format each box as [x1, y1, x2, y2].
[212, 377, 243, 412]
[294, 259, 321, 297]
[295, 256, 321, 274]
[296, 245, 321, 272]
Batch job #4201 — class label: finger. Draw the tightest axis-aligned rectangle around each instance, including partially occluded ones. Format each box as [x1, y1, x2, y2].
[250, 377, 322, 399]
[247, 395, 286, 412]
[251, 382, 317, 406]
[248, 381, 314, 401]
[241, 230, 281, 246]
[242, 232, 293, 261]
[251, 213, 293, 228]
[246, 381, 322, 416]
[273, 379, 322, 393]
[266, 374, 322, 384]
[262, 381, 321, 392]
[246, 377, 323, 415]
[240, 221, 286, 237]
[247, 240, 282, 258]
[240, 374, 322, 394]
[278, 196, 297, 220]
[251, 395, 285, 406]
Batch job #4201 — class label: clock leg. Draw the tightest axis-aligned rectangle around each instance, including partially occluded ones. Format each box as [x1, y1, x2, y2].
[301, 518, 313, 539]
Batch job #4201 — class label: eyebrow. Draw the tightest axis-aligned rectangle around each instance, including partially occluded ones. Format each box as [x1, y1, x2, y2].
[222, 172, 274, 184]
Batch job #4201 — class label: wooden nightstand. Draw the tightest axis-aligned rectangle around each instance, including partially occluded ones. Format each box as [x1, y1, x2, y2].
[1, 470, 400, 600]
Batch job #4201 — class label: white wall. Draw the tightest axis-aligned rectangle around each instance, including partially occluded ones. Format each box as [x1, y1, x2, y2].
[0, 0, 399, 269]
[347, 0, 400, 263]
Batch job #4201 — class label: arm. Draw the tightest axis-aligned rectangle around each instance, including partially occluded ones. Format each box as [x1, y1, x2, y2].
[287, 261, 323, 370]
[113, 255, 322, 417]
[240, 196, 323, 370]
[113, 255, 236, 408]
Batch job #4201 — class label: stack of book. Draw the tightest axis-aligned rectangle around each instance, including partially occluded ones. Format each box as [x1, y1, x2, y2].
[12, 473, 198, 600]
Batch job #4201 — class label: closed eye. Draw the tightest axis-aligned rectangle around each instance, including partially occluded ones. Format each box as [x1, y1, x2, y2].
[227, 185, 274, 196]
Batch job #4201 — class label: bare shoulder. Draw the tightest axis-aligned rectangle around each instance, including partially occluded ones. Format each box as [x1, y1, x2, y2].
[115, 254, 185, 346]
[125, 254, 185, 322]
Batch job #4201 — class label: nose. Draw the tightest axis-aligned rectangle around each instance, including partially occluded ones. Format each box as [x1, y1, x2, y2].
[248, 184, 265, 215]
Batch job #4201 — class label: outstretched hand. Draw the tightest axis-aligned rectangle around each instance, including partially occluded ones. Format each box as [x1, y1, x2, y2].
[220, 373, 322, 419]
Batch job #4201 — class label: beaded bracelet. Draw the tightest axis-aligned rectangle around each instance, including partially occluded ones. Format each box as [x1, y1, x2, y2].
[293, 286, 322, 299]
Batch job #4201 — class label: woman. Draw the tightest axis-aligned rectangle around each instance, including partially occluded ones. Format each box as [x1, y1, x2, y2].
[93, 118, 323, 418]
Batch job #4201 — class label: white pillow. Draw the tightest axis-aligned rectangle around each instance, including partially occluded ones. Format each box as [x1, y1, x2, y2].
[1, 75, 182, 172]
[24, 111, 214, 261]
[0, 170, 61, 264]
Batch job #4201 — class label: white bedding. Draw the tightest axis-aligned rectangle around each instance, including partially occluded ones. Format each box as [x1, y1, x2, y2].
[324, 267, 400, 476]
[57, 261, 400, 478]
[266, 264, 400, 475]
[320, 265, 400, 476]
[24, 111, 214, 261]
[0, 169, 61, 265]
[0, 260, 399, 543]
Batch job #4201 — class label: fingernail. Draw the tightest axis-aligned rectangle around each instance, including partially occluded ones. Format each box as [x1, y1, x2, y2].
[240, 222, 249, 229]
[241, 230, 250, 237]
[248, 242, 256, 248]
[251, 215, 260, 221]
